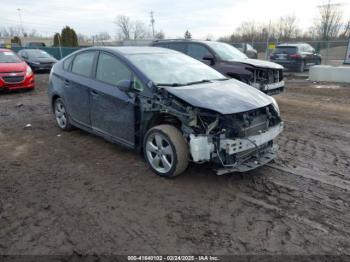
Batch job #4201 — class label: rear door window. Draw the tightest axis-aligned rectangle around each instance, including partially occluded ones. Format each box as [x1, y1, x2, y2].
[96, 52, 132, 86]
[167, 43, 187, 53]
[71, 51, 96, 77]
[187, 44, 212, 60]
[153, 42, 169, 48]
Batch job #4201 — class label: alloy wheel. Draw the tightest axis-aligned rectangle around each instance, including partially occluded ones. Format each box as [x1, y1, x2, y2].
[145, 133, 174, 174]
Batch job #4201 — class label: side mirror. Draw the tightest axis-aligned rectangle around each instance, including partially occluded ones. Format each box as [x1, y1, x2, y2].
[202, 54, 215, 65]
[21, 55, 28, 60]
[117, 79, 136, 93]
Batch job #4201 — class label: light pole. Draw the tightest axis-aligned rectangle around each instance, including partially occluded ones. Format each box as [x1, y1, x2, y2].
[17, 8, 24, 36]
[150, 11, 155, 38]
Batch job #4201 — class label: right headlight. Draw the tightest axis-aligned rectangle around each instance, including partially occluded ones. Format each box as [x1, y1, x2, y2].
[270, 97, 280, 116]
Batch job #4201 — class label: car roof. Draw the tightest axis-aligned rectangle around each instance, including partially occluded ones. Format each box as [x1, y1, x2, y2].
[153, 39, 213, 45]
[86, 46, 180, 55]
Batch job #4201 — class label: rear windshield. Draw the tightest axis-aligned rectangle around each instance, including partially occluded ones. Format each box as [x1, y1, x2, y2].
[274, 46, 297, 54]
[0, 51, 21, 63]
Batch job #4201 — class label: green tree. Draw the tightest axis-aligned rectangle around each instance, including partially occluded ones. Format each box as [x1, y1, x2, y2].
[53, 33, 61, 46]
[11, 36, 21, 46]
[61, 26, 78, 47]
[184, 30, 192, 39]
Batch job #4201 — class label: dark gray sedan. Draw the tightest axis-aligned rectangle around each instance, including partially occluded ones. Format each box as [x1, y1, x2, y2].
[18, 49, 57, 72]
[48, 47, 283, 177]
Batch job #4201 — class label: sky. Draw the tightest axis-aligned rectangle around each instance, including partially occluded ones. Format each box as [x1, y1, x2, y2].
[2, 0, 350, 39]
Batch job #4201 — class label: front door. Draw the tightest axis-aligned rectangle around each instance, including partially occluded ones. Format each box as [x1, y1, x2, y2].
[90, 52, 135, 148]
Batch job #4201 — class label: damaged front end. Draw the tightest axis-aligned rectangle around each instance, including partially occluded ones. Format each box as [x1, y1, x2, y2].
[187, 104, 283, 175]
[139, 87, 283, 175]
[248, 67, 285, 95]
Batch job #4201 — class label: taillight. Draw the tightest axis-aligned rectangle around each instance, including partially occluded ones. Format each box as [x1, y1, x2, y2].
[289, 54, 301, 59]
[26, 66, 33, 76]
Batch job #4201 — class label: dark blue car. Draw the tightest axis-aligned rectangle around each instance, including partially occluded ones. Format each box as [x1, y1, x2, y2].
[48, 47, 283, 177]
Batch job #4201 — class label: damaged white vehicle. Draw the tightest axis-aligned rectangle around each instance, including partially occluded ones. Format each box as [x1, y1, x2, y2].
[49, 47, 283, 177]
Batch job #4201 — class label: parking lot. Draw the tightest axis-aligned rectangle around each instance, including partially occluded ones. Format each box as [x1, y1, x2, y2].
[0, 73, 350, 255]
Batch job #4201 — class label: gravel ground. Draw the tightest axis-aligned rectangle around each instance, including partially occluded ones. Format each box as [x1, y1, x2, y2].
[0, 74, 349, 255]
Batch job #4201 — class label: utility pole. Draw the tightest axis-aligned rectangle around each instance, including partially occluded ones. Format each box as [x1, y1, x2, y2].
[17, 8, 24, 37]
[150, 11, 155, 38]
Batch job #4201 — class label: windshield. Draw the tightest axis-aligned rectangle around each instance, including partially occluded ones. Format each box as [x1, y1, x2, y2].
[26, 50, 52, 59]
[127, 52, 226, 86]
[0, 51, 22, 63]
[206, 42, 247, 60]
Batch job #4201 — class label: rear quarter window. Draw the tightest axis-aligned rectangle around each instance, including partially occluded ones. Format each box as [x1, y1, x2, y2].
[63, 55, 74, 71]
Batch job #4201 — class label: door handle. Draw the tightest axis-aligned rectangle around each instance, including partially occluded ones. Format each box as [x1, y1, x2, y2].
[64, 79, 69, 86]
[90, 90, 99, 96]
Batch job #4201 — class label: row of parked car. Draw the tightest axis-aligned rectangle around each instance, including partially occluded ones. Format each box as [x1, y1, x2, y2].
[0, 48, 57, 91]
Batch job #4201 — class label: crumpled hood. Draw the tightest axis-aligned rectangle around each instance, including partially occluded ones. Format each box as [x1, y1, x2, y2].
[163, 79, 273, 115]
[229, 58, 283, 69]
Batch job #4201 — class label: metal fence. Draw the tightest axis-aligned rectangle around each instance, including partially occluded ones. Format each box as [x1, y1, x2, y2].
[237, 40, 349, 66]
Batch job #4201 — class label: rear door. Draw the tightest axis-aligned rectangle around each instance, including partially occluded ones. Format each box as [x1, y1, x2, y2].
[89, 52, 136, 148]
[63, 50, 97, 127]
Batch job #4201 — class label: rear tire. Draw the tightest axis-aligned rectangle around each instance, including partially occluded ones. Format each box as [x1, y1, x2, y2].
[143, 124, 189, 178]
[54, 98, 73, 131]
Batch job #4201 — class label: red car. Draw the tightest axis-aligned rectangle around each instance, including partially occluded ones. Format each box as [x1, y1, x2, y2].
[0, 49, 35, 91]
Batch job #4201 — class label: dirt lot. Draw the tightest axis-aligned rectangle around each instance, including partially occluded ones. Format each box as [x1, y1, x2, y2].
[0, 74, 350, 255]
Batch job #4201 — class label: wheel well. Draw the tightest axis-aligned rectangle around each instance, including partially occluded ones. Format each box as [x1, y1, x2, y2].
[147, 113, 182, 131]
[136, 113, 183, 153]
[51, 95, 60, 111]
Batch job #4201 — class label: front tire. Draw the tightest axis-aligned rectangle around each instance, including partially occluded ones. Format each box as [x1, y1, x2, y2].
[54, 98, 73, 131]
[143, 125, 189, 178]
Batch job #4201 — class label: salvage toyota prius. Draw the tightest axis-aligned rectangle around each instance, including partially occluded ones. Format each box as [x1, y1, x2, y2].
[48, 47, 283, 177]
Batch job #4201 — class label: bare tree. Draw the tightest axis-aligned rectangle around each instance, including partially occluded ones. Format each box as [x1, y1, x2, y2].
[133, 21, 148, 40]
[277, 15, 300, 40]
[237, 21, 257, 42]
[115, 15, 133, 40]
[314, 0, 343, 40]
[340, 20, 350, 39]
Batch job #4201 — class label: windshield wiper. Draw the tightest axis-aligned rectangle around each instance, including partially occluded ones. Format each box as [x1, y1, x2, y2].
[185, 78, 229, 86]
[185, 79, 212, 86]
[156, 83, 184, 87]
